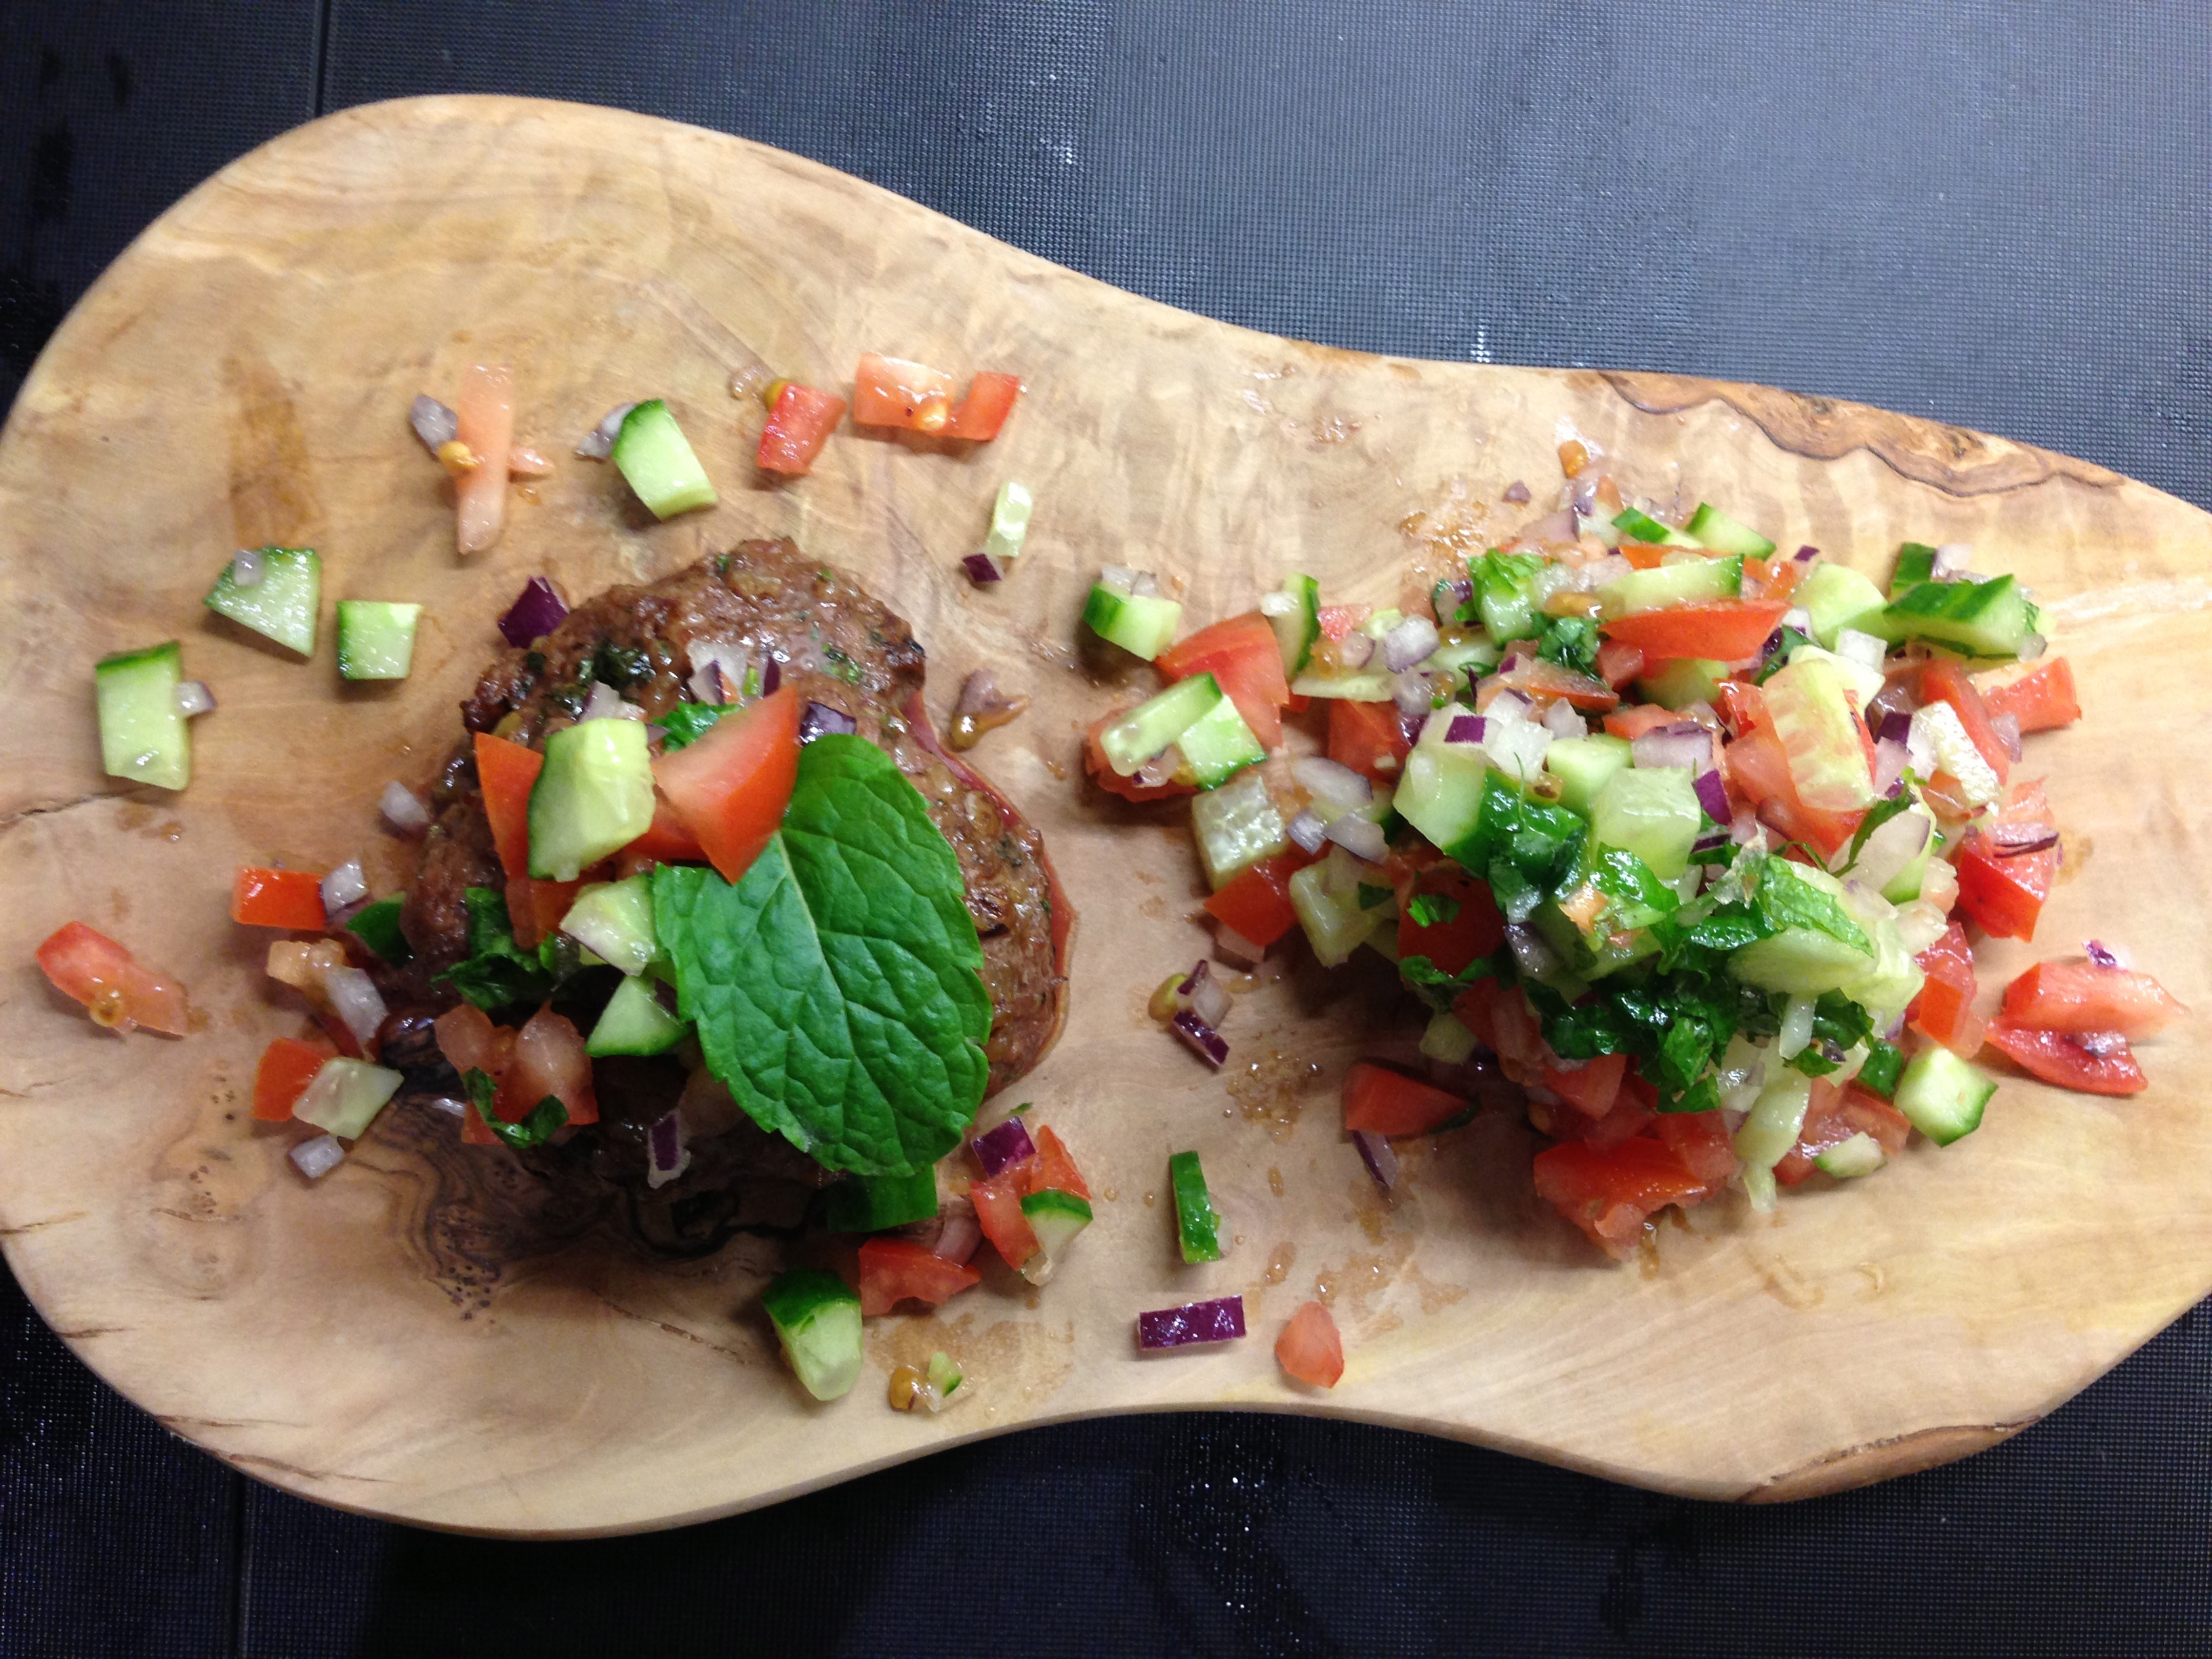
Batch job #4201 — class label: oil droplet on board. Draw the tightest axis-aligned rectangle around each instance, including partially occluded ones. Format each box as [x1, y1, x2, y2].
[1265, 1243, 1295, 1286]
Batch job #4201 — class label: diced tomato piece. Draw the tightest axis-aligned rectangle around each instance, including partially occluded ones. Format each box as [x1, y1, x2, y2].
[1023, 1125, 1092, 1201]
[1495, 657, 1618, 712]
[946, 371, 1022, 441]
[1395, 865, 1503, 977]
[1159, 613, 1292, 748]
[968, 1170, 1040, 1269]
[1713, 679, 1766, 737]
[1596, 638, 1645, 689]
[453, 363, 514, 556]
[35, 921, 192, 1036]
[1723, 724, 1860, 856]
[504, 873, 581, 953]
[1953, 835, 2055, 942]
[857, 1236, 983, 1316]
[1602, 702, 1687, 741]
[617, 796, 708, 869]
[473, 732, 544, 884]
[460, 1101, 501, 1145]
[1918, 660, 2011, 785]
[653, 686, 802, 885]
[756, 382, 847, 475]
[2000, 961, 2183, 1039]
[1652, 1108, 1740, 1187]
[434, 1002, 514, 1078]
[1975, 657, 2081, 735]
[1771, 1078, 1849, 1185]
[1316, 605, 1367, 642]
[852, 352, 958, 433]
[1082, 708, 1196, 803]
[1539, 1052, 1627, 1119]
[1984, 1022, 2148, 1097]
[230, 867, 327, 930]
[1557, 1082, 1656, 1151]
[1907, 922, 1985, 1056]
[1456, 977, 1545, 1073]
[1342, 1062, 1469, 1136]
[252, 1035, 332, 1122]
[1328, 699, 1411, 781]
[1204, 850, 1316, 949]
[1275, 1301, 1344, 1388]
[497, 1004, 598, 1126]
[1746, 556, 1807, 604]
[1531, 1136, 1711, 1260]
[1618, 542, 1671, 571]
[1599, 599, 1789, 663]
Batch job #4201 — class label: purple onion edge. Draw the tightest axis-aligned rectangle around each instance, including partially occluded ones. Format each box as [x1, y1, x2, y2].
[1136, 1294, 1248, 1349]
[1170, 1008, 1229, 1068]
[1692, 767, 1732, 824]
[2085, 939, 2121, 969]
[498, 575, 569, 648]
[962, 552, 1004, 585]
[971, 1116, 1038, 1177]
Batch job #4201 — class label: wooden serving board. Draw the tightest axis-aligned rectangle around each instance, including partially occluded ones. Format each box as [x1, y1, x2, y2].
[3, 96, 2209, 1536]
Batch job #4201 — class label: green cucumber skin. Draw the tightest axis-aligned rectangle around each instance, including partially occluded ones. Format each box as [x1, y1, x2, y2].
[1097, 674, 1223, 775]
[1271, 574, 1322, 674]
[335, 600, 422, 680]
[1082, 583, 1184, 661]
[527, 720, 656, 881]
[1893, 1046, 1996, 1145]
[1172, 694, 1266, 790]
[613, 399, 719, 518]
[95, 640, 190, 792]
[822, 1165, 941, 1231]
[1168, 1149, 1224, 1263]
[1681, 504, 1776, 559]
[585, 974, 688, 1057]
[204, 548, 321, 656]
[1611, 507, 1701, 548]
[762, 1269, 864, 1401]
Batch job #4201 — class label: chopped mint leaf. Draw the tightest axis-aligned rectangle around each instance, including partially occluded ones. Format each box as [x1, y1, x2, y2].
[1858, 1038, 1905, 1099]
[1755, 860, 1871, 953]
[434, 887, 554, 1011]
[1406, 893, 1462, 930]
[1536, 615, 1602, 678]
[1839, 786, 1918, 873]
[1754, 628, 1812, 684]
[652, 734, 991, 1178]
[658, 700, 727, 750]
[344, 896, 413, 966]
[1356, 882, 1394, 911]
[462, 1068, 569, 1148]
[1399, 951, 1495, 1011]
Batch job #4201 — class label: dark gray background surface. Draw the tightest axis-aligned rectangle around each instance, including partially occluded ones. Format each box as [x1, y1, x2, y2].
[3, 3, 2209, 1654]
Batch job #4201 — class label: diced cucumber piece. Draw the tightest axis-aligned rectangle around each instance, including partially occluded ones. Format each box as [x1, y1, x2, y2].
[1873, 573, 2036, 658]
[1421, 631, 1502, 682]
[926, 1350, 963, 1399]
[204, 547, 321, 655]
[1730, 863, 1875, 997]
[1734, 1072, 1813, 1171]
[1191, 769, 1286, 888]
[762, 1269, 863, 1401]
[1288, 863, 1378, 967]
[612, 399, 718, 518]
[1082, 577, 1183, 661]
[1173, 692, 1267, 790]
[1397, 712, 1490, 852]
[1635, 657, 1730, 710]
[1597, 554, 1743, 618]
[1097, 675, 1222, 775]
[1785, 642, 1884, 715]
[95, 641, 190, 792]
[1892, 1045, 1996, 1145]
[527, 720, 656, 881]
[292, 1057, 404, 1140]
[1168, 1150, 1224, 1263]
[1909, 701, 2003, 808]
[982, 481, 1033, 563]
[585, 973, 689, 1057]
[1590, 765, 1700, 881]
[335, 601, 422, 680]
[823, 1164, 939, 1232]
[1289, 665, 1394, 701]
[1610, 507, 1701, 548]
[1019, 1187, 1093, 1284]
[559, 874, 658, 975]
[344, 896, 413, 966]
[1858, 1038, 1905, 1099]
[1542, 733, 1632, 817]
[1267, 573, 1322, 676]
[1682, 504, 1775, 558]
[1577, 511, 1623, 548]
[1876, 804, 1940, 904]
[1420, 1009, 1479, 1064]
[1763, 656, 1875, 810]
[1889, 542, 1938, 598]
[1797, 562, 1888, 648]
[1814, 1132, 1887, 1178]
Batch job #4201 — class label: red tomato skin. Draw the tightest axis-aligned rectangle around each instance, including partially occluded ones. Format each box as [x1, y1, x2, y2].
[1976, 657, 2081, 734]
[1316, 605, 1365, 642]
[1596, 639, 1645, 689]
[1205, 851, 1315, 948]
[1395, 867, 1504, 977]
[1539, 1052, 1628, 1118]
[1494, 658, 1619, 712]
[946, 372, 1022, 441]
[473, 733, 544, 884]
[1159, 613, 1291, 749]
[1023, 1125, 1091, 1201]
[852, 352, 956, 431]
[653, 686, 802, 885]
[968, 1171, 1040, 1269]
[1603, 702, 1687, 740]
[756, 383, 847, 474]
[618, 797, 708, 867]
[1984, 1021, 2148, 1096]
[1599, 599, 1790, 663]
[251, 1036, 331, 1122]
[1918, 660, 2011, 785]
[1908, 922, 1986, 1056]
[857, 1236, 983, 1316]
[1530, 1136, 1711, 1259]
[1275, 1301, 1345, 1388]
[1342, 1063, 1469, 1136]
[1082, 708, 1196, 803]
[2001, 962, 2184, 1039]
[230, 867, 328, 930]
[1653, 1109, 1740, 1187]
[498, 1004, 598, 1126]
[1952, 836, 2054, 941]
[35, 921, 192, 1036]
[434, 1003, 513, 1078]
[1328, 699, 1411, 781]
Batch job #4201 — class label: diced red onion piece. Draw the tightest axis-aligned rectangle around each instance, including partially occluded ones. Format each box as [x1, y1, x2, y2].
[962, 552, 1004, 585]
[1990, 711, 2023, 763]
[1382, 615, 1441, 672]
[760, 658, 781, 696]
[173, 680, 216, 717]
[794, 702, 857, 747]
[1128, 570, 1162, 599]
[1782, 607, 1813, 634]
[323, 966, 388, 1049]
[1488, 688, 1535, 723]
[1337, 631, 1376, 670]
[229, 547, 266, 588]
[2016, 632, 2048, 661]
[1503, 480, 1532, 504]
[970, 1115, 1037, 1178]
[1693, 768, 1732, 823]
[1286, 808, 1329, 856]
[2076, 1030, 2127, 1059]
[1876, 708, 1914, 745]
[2085, 939, 2125, 970]
[1872, 737, 1910, 798]
[1323, 813, 1387, 863]
[647, 1109, 690, 1189]
[290, 1134, 346, 1181]
[1098, 563, 1137, 592]
[1169, 1009, 1229, 1069]
[579, 681, 640, 722]
[1691, 828, 1731, 853]
[575, 401, 637, 460]
[1179, 960, 1232, 1027]
[497, 575, 569, 647]
[1932, 543, 1974, 579]
[1990, 830, 2060, 858]
[1542, 699, 1584, 740]
[956, 670, 1001, 717]
[1213, 924, 1266, 966]
[1134, 745, 1184, 789]
[1631, 724, 1711, 774]
[1851, 808, 1931, 892]
[1392, 671, 1434, 718]
[380, 780, 432, 836]
[321, 859, 368, 916]
[1136, 1294, 1246, 1349]
[1730, 810, 1762, 845]
[1445, 714, 1487, 745]
[1291, 756, 1372, 807]
[1524, 508, 1577, 544]
[409, 394, 458, 453]
[925, 1206, 981, 1264]
[687, 641, 747, 705]
[1504, 923, 1559, 980]
[1988, 819, 2060, 850]
[1353, 1129, 1398, 1192]
[1795, 544, 1820, 562]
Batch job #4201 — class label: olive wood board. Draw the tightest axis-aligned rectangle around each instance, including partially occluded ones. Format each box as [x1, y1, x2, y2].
[1, 96, 2207, 1537]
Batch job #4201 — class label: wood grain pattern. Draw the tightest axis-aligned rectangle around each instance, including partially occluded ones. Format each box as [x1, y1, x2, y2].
[1, 96, 2208, 1536]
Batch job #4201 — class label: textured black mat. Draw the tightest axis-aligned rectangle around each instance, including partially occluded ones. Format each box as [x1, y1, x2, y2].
[4, 3, 2209, 1654]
